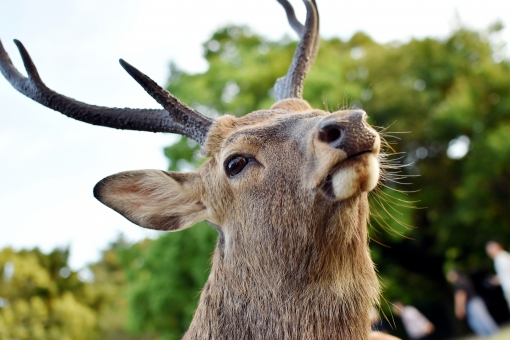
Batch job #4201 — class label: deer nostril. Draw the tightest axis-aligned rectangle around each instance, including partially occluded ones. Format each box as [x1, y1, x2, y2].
[318, 124, 343, 144]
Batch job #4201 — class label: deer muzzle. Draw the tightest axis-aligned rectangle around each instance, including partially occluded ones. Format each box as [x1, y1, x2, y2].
[312, 110, 380, 200]
[317, 110, 376, 158]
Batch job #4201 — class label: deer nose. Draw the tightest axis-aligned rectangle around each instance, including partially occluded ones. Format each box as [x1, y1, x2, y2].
[318, 121, 346, 145]
[317, 111, 376, 157]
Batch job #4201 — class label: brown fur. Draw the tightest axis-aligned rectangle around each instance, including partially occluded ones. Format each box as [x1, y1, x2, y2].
[270, 98, 313, 111]
[95, 101, 382, 339]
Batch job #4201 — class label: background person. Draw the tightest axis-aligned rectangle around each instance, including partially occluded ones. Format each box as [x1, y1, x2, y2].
[392, 301, 435, 340]
[486, 241, 510, 309]
[446, 270, 499, 337]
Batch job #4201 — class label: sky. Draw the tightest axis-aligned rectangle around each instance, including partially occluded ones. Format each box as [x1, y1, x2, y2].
[1, 0, 510, 270]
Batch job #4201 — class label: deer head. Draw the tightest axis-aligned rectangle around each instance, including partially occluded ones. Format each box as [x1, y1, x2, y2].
[1, 1, 381, 338]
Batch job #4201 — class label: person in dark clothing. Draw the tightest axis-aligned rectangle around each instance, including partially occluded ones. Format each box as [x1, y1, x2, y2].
[446, 270, 499, 337]
[370, 307, 389, 333]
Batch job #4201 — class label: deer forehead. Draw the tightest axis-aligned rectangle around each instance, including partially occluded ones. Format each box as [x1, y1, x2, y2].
[204, 108, 330, 158]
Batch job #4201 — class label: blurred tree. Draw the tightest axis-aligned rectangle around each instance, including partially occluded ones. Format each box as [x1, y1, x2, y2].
[119, 224, 216, 340]
[0, 247, 96, 340]
[0, 241, 157, 340]
[121, 23, 510, 339]
[89, 237, 158, 340]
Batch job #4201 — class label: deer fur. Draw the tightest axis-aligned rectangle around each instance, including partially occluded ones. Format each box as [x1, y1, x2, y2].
[94, 99, 381, 339]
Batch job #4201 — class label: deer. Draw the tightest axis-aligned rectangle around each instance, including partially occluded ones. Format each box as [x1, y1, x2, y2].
[0, 0, 398, 339]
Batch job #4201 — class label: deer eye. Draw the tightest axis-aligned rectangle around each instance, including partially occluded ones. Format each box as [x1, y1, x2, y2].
[226, 156, 248, 177]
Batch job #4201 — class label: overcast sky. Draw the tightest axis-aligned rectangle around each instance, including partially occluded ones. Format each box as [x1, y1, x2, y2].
[1, 0, 509, 270]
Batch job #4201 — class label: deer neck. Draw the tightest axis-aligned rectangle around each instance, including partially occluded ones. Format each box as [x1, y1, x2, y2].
[185, 194, 379, 340]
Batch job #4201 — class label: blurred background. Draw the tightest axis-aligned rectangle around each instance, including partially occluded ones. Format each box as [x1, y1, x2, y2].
[1, 0, 510, 339]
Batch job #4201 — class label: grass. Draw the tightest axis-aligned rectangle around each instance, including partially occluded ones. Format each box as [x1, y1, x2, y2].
[491, 327, 510, 340]
[456, 326, 510, 340]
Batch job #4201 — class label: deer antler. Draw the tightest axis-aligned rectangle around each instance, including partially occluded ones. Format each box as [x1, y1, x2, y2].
[276, 0, 305, 37]
[0, 39, 212, 145]
[0, 0, 318, 144]
[274, 0, 319, 101]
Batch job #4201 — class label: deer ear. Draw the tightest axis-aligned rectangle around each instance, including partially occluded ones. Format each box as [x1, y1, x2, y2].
[93, 170, 208, 231]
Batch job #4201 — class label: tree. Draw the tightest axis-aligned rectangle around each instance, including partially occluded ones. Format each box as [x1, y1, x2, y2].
[123, 24, 510, 339]
[0, 239, 160, 340]
[119, 225, 216, 340]
[0, 247, 97, 340]
[88, 237, 158, 340]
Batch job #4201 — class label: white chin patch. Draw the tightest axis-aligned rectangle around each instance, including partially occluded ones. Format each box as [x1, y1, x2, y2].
[331, 155, 379, 200]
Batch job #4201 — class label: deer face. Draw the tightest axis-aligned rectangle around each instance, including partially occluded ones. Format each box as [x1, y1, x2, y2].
[204, 103, 380, 221]
[93, 100, 380, 243]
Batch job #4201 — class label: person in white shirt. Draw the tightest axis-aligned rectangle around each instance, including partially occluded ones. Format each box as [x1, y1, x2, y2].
[392, 301, 435, 340]
[486, 241, 510, 309]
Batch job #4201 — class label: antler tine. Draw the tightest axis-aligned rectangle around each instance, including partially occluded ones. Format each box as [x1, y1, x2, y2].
[274, 0, 320, 102]
[12, 39, 43, 83]
[276, 0, 304, 37]
[0, 39, 212, 145]
[308, 0, 320, 67]
[119, 59, 212, 144]
[281, 0, 320, 64]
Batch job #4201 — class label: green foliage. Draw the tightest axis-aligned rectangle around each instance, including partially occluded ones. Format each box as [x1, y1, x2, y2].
[119, 224, 217, 340]
[164, 137, 202, 171]
[167, 26, 296, 116]
[0, 241, 157, 340]
[0, 247, 97, 340]
[88, 238, 157, 340]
